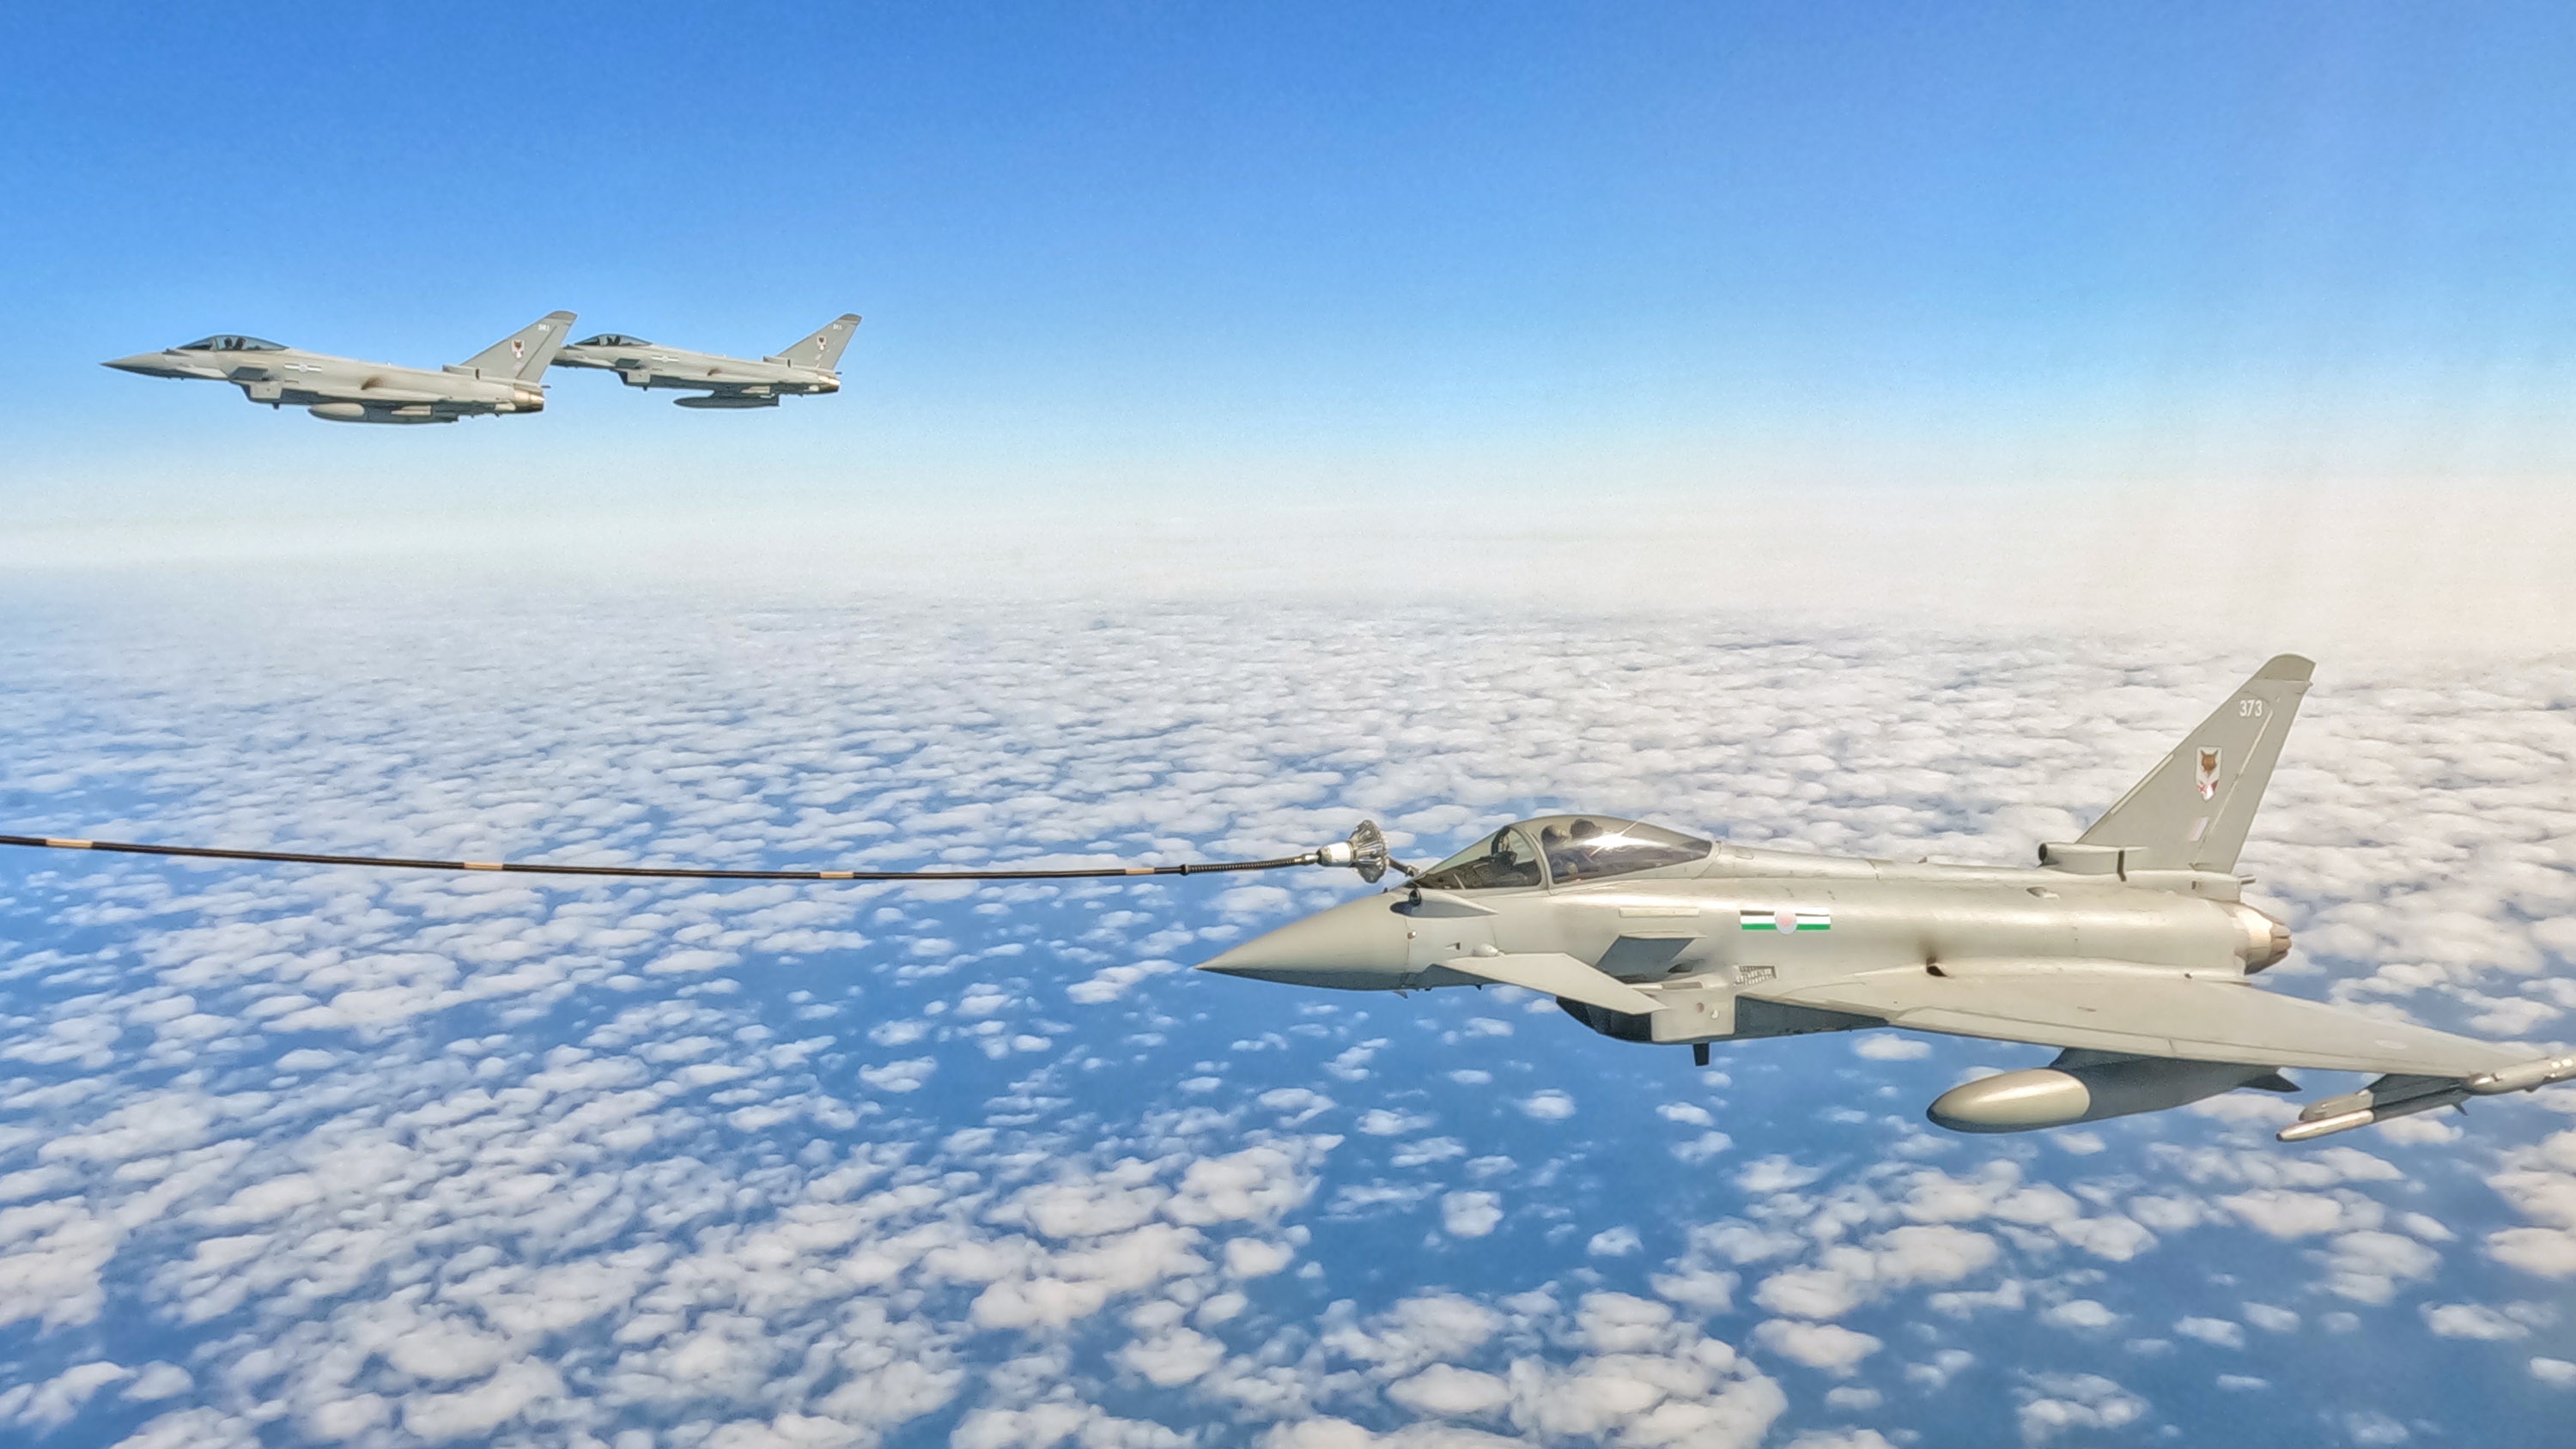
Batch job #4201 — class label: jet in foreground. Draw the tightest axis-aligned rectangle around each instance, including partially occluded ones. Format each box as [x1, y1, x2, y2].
[550, 314, 860, 409]
[1201, 657, 2576, 1143]
[103, 313, 576, 424]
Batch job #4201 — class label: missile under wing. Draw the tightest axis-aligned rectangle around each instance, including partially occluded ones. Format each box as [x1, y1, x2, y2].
[103, 312, 577, 424]
[550, 314, 859, 408]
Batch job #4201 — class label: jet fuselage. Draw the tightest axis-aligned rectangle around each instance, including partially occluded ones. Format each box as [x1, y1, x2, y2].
[103, 314, 573, 424]
[550, 316, 858, 409]
[1203, 842, 2281, 1007]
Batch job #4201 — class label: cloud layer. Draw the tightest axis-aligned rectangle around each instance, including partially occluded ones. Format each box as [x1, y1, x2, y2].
[0, 579, 2570, 1446]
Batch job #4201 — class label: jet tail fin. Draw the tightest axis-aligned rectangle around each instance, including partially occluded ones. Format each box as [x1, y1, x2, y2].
[2071, 654, 2313, 873]
[459, 311, 578, 381]
[767, 313, 860, 370]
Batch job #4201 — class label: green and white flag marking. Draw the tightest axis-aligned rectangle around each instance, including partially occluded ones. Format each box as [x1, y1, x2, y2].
[1741, 907, 1832, 932]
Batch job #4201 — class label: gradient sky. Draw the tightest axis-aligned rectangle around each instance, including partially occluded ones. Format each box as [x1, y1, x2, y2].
[3, 4, 2574, 540]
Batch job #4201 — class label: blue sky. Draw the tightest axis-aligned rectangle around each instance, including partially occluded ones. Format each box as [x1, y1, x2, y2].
[3, 4, 2574, 533]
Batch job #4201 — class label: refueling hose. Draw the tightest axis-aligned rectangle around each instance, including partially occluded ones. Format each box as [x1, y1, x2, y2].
[0, 819, 1400, 885]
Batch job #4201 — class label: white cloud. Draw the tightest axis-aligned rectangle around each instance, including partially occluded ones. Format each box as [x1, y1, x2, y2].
[2040, 1300, 2117, 1330]
[1516, 1091, 1576, 1121]
[1258, 1088, 1334, 1125]
[1673, 1132, 1735, 1165]
[2221, 1189, 2375, 1240]
[2326, 1231, 2443, 1304]
[122, 1363, 192, 1402]
[1224, 1239, 1295, 1278]
[2424, 1303, 2528, 1340]
[1441, 1192, 1503, 1239]
[2173, 1316, 2245, 1349]
[1118, 1327, 1224, 1387]
[1385, 1364, 1511, 1416]
[2016, 1373, 2148, 1445]
[1735, 1156, 1824, 1194]
[1753, 1319, 1881, 1373]
[4, 1361, 131, 1433]
[2242, 1303, 2300, 1333]
[1588, 1226, 1642, 1257]
[856, 1058, 936, 1093]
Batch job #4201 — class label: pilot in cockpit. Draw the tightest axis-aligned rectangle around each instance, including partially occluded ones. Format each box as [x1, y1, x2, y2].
[1415, 815, 1710, 891]
[1544, 817, 1606, 878]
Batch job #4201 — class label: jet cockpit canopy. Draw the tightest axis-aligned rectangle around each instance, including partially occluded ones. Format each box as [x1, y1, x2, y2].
[1413, 815, 1711, 891]
[575, 334, 650, 348]
[178, 336, 284, 352]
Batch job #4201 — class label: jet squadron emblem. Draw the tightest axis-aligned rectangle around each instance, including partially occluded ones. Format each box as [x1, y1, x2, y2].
[510, 338, 526, 361]
[2196, 747, 2222, 799]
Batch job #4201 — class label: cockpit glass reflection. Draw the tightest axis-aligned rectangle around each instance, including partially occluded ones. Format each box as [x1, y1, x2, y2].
[1531, 815, 1710, 883]
[1413, 816, 1711, 891]
[179, 336, 285, 352]
[1413, 827, 1545, 891]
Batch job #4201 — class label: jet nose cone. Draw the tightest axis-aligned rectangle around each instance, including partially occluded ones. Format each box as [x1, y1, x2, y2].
[1198, 895, 1413, 992]
[102, 353, 174, 376]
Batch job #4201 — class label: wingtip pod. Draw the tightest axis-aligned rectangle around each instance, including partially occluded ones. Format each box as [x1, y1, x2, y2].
[2467, 1052, 2576, 1096]
[2275, 1054, 2576, 1143]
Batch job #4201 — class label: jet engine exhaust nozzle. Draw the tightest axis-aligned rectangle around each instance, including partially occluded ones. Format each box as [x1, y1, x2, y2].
[2226, 903, 2293, 972]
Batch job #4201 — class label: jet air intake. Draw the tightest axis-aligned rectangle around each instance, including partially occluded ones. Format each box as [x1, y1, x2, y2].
[1929, 1056, 2289, 1133]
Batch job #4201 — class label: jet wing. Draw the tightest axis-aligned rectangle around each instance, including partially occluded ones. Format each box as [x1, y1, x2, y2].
[1753, 961, 2523, 1078]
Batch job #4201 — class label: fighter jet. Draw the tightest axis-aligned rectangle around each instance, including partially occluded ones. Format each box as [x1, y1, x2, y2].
[1201, 657, 2576, 1143]
[102, 312, 576, 424]
[549, 314, 860, 409]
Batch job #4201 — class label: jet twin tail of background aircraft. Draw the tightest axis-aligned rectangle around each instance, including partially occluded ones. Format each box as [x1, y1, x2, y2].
[103, 312, 859, 421]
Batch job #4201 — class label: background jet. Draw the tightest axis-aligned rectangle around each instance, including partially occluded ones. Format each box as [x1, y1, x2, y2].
[550, 314, 859, 408]
[1200, 657, 2576, 1144]
[103, 312, 576, 424]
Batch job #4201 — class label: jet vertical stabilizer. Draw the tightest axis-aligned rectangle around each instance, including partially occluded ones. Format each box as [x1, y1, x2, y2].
[768, 314, 861, 369]
[459, 311, 579, 381]
[2071, 654, 2313, 873]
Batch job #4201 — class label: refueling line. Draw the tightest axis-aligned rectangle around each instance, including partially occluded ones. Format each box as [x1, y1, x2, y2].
[0, 819, 1398, 886]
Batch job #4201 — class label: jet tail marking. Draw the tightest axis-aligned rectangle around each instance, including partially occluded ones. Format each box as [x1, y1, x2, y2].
[2071, 654, 2312, 874]
[769, 313, 860, 370]
[459, 311, 579, 381]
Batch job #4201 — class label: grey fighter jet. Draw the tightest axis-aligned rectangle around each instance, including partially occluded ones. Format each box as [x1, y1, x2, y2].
[1206, 658, 2576, 1143]
[103, 312, 576, 424]
[549, 314, 860, 409]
